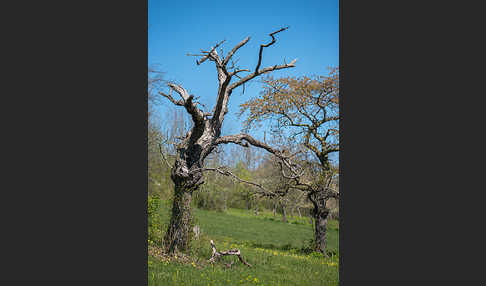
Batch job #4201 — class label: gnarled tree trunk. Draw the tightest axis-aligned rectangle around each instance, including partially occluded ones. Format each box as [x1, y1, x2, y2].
[307, 178, 339, 255]
[164, 183, 195, 253]
[162, 123, 209, 253]
[158, 28, 296, 254]
[313, 205, 330, 255]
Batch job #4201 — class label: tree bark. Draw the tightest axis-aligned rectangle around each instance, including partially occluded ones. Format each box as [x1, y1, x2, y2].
[282, 205, 287, 223]
[162, 111, 209, 254]
[159, 30, 296, 255]
[163, 183, 196, 253]
[209, 240, 252, 267]
[313, 206, 330, 255]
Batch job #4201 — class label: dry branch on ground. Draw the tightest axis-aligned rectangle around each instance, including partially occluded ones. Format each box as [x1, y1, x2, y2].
[208, 240, 252, 268]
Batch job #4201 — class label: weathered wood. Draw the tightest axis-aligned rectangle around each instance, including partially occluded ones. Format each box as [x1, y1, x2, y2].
[209, 240, 252, 267]
[192, 225, 200, 240]
[163, 185, 194, 253]
[161, 28, 296, 254]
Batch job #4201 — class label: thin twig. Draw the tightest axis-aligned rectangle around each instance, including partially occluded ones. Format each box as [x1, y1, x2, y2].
[158, 143, 172, 169]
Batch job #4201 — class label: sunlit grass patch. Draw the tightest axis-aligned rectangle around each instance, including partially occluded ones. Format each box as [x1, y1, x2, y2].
[149, 206, 339, 286]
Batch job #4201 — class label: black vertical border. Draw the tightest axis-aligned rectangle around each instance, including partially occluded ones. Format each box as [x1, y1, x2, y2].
[338, 0, 344, 284]
[3, 1, 149, 284]
[338, 0, 478, 284]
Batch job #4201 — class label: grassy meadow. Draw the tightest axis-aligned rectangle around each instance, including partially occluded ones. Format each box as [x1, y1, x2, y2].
[148, 205, 339, 286]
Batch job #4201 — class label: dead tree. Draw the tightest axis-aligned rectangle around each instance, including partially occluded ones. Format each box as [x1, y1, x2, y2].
[159, 27, 297, 254]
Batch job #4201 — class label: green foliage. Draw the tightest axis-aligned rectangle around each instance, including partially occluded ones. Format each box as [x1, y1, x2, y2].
[192, 183, 227, 212]
[234, 161, 252, 179]
[309, 251, 326, 259]
[192, 161, 260, 212]
[148, 195, 164, 246]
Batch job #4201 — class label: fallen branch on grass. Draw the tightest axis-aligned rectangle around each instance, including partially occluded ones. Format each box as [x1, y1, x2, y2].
[209, 240, 252, 268]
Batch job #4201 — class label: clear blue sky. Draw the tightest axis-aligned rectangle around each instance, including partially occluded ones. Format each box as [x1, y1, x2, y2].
[149, 0, 339, 163]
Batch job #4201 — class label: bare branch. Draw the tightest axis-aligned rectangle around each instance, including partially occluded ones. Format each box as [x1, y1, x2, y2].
[196, 40, 225, 65]
[211, 30, 295, 128]
[322, 129, 332, 142]
[214, 133, 283, 157]
[228, 59, 297, 92]
[255, 27, 289, 72]
[277, 161, 305, 181]
[214, 133, 307, 189]
[158, 90, 184, 106]
[209, 240, 252, 267]
[229, 69, 250, 77]
[303, 132, 321, 157]
[184, 94, 205, 125]
[192, 166, 279, 197]
[195, 40, 244, 125]
[222, 28, 295, 93]
[214, 135, 249, 148]
[158, 143, 172, 169]
[186, 53, 206, 57]
[275, 156, 316, 192]
[167, 82, 190, 101]
[307, 191, 318, 211]
[223, 36, 250, 66]
[325, 115, 340, 122]
[325, 145, 339, 155]
[214, 134, 307, 180]
[166, 83, 205, 125]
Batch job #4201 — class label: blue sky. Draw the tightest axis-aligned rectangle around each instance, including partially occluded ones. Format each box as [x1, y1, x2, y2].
[149, 0, 339, 163]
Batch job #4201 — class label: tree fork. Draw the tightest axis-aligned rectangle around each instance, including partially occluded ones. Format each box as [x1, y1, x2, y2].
[159, 28, 296, 254]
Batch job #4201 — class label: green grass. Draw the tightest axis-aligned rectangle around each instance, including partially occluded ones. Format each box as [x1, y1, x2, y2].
[149, 205, 339, 286]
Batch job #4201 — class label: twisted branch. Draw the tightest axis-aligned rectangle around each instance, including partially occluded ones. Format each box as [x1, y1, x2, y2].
[255, 26, 289, 72]
[191, 166, 280, 197]
[209, 240, 252, 267]
[195, 40, 225, 65]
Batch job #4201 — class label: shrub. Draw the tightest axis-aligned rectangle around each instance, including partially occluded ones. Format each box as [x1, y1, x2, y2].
[193, 185, 227, 212]
[309, 251, 325, 259]
[148, 195, 163, 246]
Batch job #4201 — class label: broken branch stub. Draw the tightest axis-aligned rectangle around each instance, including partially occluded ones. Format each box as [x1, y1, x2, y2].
[208, 240, 252, 268]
